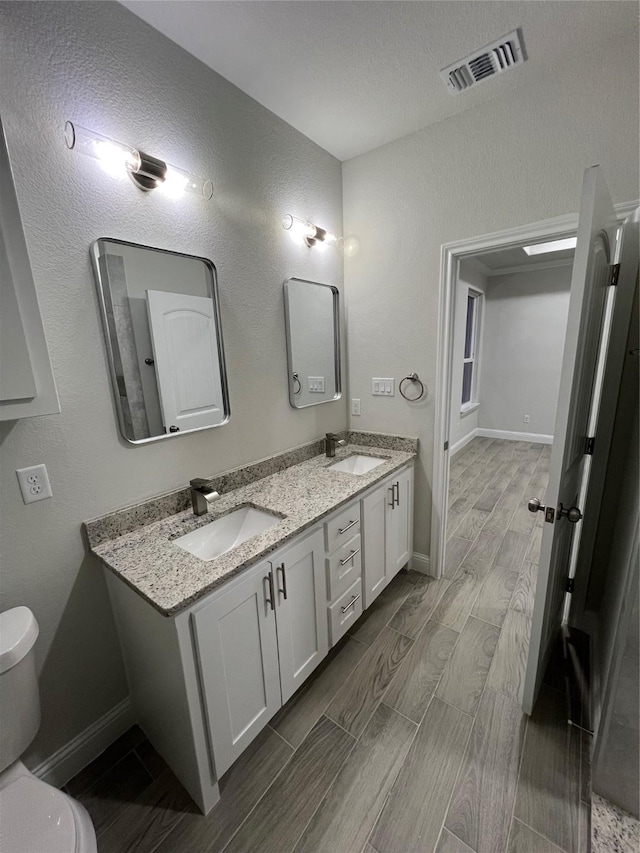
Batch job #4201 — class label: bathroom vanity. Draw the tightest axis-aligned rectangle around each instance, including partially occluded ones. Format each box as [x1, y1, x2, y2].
[88, 438, 414, 813]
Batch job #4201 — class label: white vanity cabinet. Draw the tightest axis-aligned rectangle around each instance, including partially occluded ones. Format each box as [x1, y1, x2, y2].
[103, 458, 414, 815]
[362, 464, 414, 608]
[270, 529, 329, 702]
[193, 528, 327, 777]
[192, 560, 281, 778]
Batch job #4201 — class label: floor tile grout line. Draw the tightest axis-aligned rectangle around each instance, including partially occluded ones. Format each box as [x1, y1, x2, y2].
[283, 729, 360, 853]
[364, 692, 434, 853]
[435, 691, 479, 850]
[378, 700, 420, 728]
[512, 817, 572, 853]
[439, 826, 477, 852]
[323, 711, 361, 742]
[439, 551, 527, 850]
[505, 712, 530, 853]
[217, 715, 332, 853]
[267, 723, 295, 750]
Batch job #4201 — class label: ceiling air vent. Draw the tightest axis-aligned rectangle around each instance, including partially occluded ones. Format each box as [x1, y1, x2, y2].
[440, 30, 525, 95]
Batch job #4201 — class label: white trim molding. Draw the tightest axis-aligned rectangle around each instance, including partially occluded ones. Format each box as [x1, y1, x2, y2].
[411, 552, 431, 575]
[30, 697, 134, 788]
[476, 428, 554, 445]
[431, 199, 639, 579]
[450, 429, 479, 456]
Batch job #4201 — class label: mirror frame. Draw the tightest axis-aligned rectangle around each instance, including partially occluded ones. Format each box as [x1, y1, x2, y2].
[90, 238, 230, 445]
[283, 277, 342, 409]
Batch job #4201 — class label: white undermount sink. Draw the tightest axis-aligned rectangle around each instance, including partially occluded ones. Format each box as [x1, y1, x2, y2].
[174, 506, 281, 561]
[329, 454, 386, 475]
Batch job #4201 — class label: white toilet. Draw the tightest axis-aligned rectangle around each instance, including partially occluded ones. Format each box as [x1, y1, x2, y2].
[0, 607, 97, 853]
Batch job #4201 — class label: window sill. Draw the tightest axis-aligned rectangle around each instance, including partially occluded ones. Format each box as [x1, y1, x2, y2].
[460, 402, 480, 416]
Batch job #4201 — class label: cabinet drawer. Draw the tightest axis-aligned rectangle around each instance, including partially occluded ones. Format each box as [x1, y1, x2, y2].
[327, 534, 362, 600]
[325, 501, 361, 553]
[328, 578, 363, 646]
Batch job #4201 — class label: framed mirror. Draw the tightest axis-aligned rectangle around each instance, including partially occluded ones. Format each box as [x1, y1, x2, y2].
[283, 277, 341, 408]
[90, 239, 230, 444]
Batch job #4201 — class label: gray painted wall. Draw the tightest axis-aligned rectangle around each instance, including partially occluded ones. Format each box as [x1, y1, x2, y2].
[0, 1, 344, 768]
[343, 35, 639, 557]
[478, 265, 572, 437]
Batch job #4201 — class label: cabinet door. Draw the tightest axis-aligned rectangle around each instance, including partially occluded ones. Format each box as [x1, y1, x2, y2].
[386, 466, 414, 579]
[192, 562, 281, 777]
[362, 480, 394, 608]
[274, 529, 329, 704]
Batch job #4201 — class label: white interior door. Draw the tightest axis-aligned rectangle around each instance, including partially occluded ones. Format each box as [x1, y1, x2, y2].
[522, 166, 619, 715]
[146, 289, 224, 434]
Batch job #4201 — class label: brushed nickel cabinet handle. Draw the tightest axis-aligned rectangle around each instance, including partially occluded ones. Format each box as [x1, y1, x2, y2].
[338, 519, 358, 535]
[264, 572, 275, 611]
[341, 593, 361, 614]
[339, 547, 361, 566]
[388, 486, 395, 508]
[394, 481, 400, 507]
[277, 563, 288, 599]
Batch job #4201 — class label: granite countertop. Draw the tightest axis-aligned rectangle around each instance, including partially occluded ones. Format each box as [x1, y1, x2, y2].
[90, 443, 416, 616]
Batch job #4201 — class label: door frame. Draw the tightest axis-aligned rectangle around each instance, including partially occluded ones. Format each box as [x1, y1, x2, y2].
[431, 200, 638, 579]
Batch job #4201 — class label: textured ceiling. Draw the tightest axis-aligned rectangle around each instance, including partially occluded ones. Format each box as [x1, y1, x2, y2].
[121, 1, 638, 161]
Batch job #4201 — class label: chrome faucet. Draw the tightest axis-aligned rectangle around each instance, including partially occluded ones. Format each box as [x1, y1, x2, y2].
[189, 478, 221, 516]
[325, 432, 347, 458]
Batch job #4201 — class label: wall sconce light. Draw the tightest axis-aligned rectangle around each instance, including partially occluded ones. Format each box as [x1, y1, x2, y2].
[282, 214, 341, 248]
[64, 122, 213, 200]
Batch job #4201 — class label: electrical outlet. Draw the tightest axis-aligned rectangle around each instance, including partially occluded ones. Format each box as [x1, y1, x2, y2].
[523, 414, 531, 424]
[351, 398, 361, 416]
[16, 464, 53, 505]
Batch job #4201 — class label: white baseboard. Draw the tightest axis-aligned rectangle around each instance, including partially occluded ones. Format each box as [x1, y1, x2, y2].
[476, 428, 553, 445]
[30, 697, 134, 788]
[450, 429, 479, 456]
[411, 552, 431, 575]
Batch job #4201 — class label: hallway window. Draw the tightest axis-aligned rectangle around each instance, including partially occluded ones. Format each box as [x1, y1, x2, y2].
[461, 290, 482, 409]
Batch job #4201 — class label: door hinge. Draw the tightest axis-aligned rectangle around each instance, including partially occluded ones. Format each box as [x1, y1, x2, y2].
[565, 577, 575, 594]
[444, 441, 449, 451]
[610, 263, 620, 286]
[584, 436, 595, 455]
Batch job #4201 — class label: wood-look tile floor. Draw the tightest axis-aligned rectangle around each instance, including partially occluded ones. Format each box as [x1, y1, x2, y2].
[73, 438, 589, 853]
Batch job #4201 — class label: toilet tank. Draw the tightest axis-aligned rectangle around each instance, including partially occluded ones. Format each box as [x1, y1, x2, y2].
[0, 607, 40, 774]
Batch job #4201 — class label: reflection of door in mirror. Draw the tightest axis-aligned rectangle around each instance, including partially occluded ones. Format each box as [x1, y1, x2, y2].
[91, 239, 230, 444]
[146, 290, 225, 433]
[284, 278, 341, 409]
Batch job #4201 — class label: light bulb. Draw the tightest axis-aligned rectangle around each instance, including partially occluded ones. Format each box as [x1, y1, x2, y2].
[65, 121, 213, 199]
[282, 214, 343, 248]
[64, 122, 140, 178]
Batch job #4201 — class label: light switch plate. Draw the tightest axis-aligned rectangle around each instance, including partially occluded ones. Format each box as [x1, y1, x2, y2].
[16, 464, 53, 504]
[308, 376, 325, 393]
[372, 377, 394, 396]
[351, 398, 361, 415]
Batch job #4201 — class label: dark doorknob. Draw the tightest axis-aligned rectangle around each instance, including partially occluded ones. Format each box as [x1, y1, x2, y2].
[558, 503, 583, 523]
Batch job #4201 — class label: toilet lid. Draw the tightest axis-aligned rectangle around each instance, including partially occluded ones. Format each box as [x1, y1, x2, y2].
[0, 775, 77, 853]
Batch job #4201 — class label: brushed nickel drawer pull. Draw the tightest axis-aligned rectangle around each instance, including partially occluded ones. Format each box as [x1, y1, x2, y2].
[339, 547, 361, 566]
[341, 593, 361, 614]
[338, 519, 358, 535]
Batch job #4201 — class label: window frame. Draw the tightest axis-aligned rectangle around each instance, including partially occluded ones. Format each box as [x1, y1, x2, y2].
[460, 288, 483, 413]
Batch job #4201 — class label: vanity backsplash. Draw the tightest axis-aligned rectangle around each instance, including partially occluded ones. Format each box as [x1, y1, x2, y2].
[84, 430, 418, 549]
